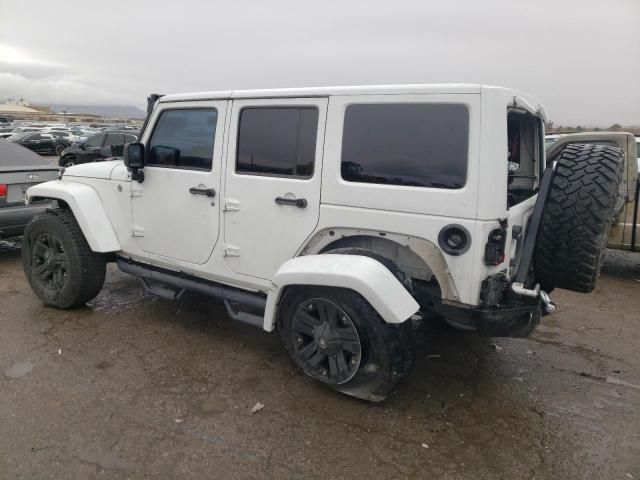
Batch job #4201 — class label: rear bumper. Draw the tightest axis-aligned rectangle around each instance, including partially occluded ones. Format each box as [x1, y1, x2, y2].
[442, 302, 541, 338]
[414, 280, 542, 338]
[0, 203, 51, 238]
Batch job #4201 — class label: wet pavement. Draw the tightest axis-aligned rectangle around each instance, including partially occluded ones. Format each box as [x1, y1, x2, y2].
[0, 238, 639, 479]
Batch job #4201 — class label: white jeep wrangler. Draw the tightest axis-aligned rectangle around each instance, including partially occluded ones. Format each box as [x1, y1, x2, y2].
[22, 85, 623, 401]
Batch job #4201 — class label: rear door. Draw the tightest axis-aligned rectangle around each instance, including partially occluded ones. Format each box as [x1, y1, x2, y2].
[223, 98, 327, 279]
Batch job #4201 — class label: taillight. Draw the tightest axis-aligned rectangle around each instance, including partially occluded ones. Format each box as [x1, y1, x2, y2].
[484, 227, 507, 265]
[0, 184, 7, 198]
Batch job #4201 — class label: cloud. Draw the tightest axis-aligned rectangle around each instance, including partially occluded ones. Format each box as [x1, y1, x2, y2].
[0, 72, 139, 106]
[0, 1, 638, 124]
[0, 44, 139, 105]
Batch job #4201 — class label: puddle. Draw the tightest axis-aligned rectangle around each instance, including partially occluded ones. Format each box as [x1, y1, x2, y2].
[5, 361, 34, 379]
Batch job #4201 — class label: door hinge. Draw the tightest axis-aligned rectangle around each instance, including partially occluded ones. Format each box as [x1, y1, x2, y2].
[223, 198, 240, 211]
[132, 225, 144, 237]
[223, 243, 240, 257]
[130, 189, 143, 198]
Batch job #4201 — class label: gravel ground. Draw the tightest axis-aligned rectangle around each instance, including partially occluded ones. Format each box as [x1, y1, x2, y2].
[0, 239, 639, 479]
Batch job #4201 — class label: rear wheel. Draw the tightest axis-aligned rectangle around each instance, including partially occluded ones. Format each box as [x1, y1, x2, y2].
[278, 286, 415, 401]
[535, 144, 624, 293]
[54, 144, 66, 156]
[22, 209, 106, 308]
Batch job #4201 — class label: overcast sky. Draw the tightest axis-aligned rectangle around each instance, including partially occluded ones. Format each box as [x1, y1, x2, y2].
[0, 0, 638, 125]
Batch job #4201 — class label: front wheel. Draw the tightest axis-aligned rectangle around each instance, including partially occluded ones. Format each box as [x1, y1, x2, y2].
[278, 286, 415, 401]
[54, 144, 66, 156]
[60, 156, 75, 167]
[22, 209, 106, 308]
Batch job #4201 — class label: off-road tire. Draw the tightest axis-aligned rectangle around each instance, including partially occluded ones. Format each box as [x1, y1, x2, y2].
[278, 286, 416, 402]
[535, 144, 623, 293]
[22, 208, 106, 308]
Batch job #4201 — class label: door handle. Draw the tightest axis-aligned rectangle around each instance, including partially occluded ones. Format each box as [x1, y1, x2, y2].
[275, 196, 307, 208]
[189, 187, 216, 197]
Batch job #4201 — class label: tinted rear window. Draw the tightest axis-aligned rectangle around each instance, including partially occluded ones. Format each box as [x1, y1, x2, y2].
[236, 107, 318, 178]
[0, 142, 50, 166]
[341, 103, 469, 189]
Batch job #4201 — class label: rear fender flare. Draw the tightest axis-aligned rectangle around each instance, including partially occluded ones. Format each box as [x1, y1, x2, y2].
[263, 254, 420, 331]
[26, 180, 120, 252]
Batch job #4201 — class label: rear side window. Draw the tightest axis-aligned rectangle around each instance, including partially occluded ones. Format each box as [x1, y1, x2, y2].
[341, 103, 469, 189]
[236, 107, 318, 178]
[104, 133, 125, 146]
[148, 109, 217, 171]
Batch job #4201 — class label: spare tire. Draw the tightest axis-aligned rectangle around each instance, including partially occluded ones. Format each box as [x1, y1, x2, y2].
[535, 144, 623, 293]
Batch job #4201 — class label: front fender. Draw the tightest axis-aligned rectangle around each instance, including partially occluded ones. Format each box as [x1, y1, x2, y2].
[263, 254, 420, 331]
[26, 180, 120, 252]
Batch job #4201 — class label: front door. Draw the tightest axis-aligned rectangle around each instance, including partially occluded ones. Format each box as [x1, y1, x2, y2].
[224, 98, 327, 279]
[131, 101, 227, 264]
[80, 133, 105, 162]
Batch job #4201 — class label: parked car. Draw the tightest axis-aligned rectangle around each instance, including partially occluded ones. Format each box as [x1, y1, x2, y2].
[0, 142, 57, 238]
[547, 131, 638, 252]
[11, 127, 42, 133]
[0, 127, 17, 140]
[5, 132, 70, 156]
[59, 131, 139, 167]
[23, 84, 623, 401]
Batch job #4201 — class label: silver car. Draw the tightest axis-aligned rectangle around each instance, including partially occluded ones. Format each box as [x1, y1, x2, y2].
[0, 141, 58, 238]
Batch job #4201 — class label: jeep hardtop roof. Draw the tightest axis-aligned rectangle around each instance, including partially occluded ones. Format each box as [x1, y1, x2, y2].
[159, 83, 541, 106]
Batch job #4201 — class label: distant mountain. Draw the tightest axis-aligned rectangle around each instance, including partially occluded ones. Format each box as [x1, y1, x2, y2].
[49, 104, 146, 118]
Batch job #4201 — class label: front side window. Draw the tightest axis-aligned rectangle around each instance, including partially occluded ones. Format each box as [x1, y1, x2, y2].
[341, 103, 469, 189]
[148, 109, 217, 170]
[236, 107, 318, 178]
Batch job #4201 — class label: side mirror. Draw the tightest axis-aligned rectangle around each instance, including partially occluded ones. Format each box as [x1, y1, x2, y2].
[124, 142, 145, 182]
[124, 142, 144, 168]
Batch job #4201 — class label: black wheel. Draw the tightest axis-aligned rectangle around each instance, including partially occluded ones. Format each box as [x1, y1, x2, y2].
[60, 155, 75, 167]
[535, 144, 624, 293]
[54, 144, 66, 156]
[278, 286, 415, 402]
[22, 209, 106, 308]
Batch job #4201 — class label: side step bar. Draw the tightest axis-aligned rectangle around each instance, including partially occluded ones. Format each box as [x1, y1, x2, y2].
[116, 258, 266, 328]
